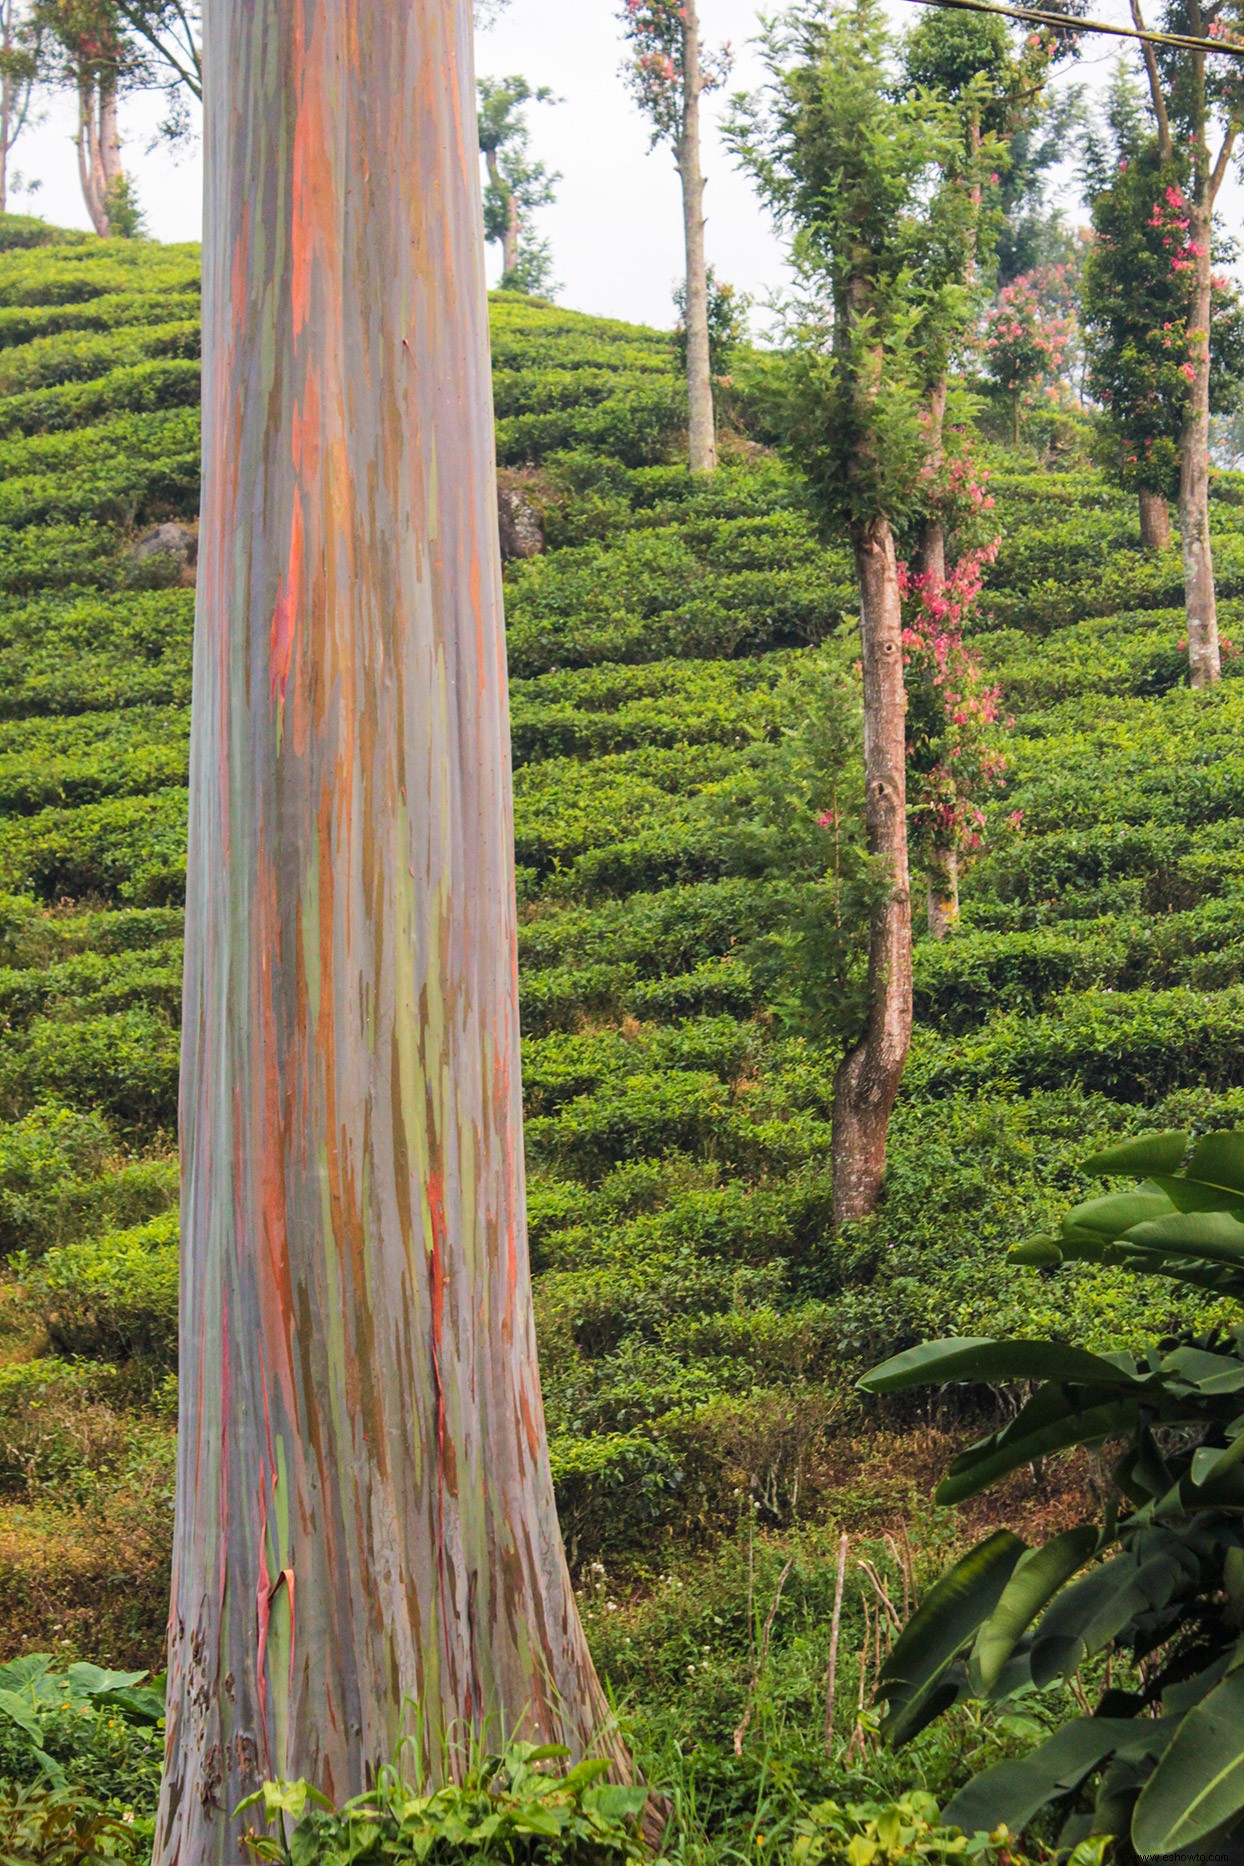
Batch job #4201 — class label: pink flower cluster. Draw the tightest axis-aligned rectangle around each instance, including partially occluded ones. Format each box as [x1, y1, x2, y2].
[897, 540, 1011, 853]
[983, 268, 1076, 400]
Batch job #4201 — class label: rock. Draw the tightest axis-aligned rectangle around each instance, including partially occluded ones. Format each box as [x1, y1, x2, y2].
[497, 482, 544, 562]
[129, 521, 198, 583]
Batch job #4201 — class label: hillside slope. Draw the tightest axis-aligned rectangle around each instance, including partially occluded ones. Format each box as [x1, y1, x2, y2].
[2, 219, 1244, 1745]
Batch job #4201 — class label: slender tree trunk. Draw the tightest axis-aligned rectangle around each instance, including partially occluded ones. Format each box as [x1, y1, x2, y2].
[76, 68, 123, 236]
[484, 148, 519, 278]
[77, 75, 109, 235]
[916, 376, 947, 583]
[1180, 200, 1219, 688]
[155, 3, 623, 1859]
[100, 69, 122, 189]
[1138, 487, 1171, 551]
[678, 0, 716, 475]
[927, 845, 958, 940]
[0, 78, 9, 215]
[832, 517, 913, 1224]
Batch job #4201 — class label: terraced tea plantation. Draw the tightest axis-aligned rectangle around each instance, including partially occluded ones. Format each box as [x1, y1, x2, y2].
[4, 214, 1244, 1834]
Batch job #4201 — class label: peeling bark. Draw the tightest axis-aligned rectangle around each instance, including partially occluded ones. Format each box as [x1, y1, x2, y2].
[155, 2, 622, 1858]
[831, 518, 913, 1224]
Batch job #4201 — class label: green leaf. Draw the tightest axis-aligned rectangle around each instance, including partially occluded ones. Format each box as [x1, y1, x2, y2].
[879, 1530, 1024, 1743]
[971, 1526, 1099, 1695]
[0, 1656, 51, 1694]
[944, 1717, 1172, 1836]
[1065, 1188, 1174, 1238]
[860, 1338, 1130, 1396]
[938, 1397, 1146, 1507]
[583, 1783, 648, 1821]
[1030, 1545, 1189, 1686]
[1186, 1130, 1244, 1195]
[1082, 1131, 1187, 1178]
[1125, 1209, 1244, 1267]
[65, 1662, 148, 1698]
[1133, 1665, 1244, 1854]
[0, 1688, 43, 1743]
[1009, 1233, 1064, 1266]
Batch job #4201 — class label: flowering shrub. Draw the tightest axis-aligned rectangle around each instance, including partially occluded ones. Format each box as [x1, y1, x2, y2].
[899, 532, 1010, 874]
[1084, 147, 1244, 498]
[619, 0, 732, 148]
[983, 268, 1077, 436]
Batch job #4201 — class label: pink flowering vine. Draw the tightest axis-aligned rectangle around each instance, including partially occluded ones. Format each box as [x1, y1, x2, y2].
[896, 534, 1012, 868]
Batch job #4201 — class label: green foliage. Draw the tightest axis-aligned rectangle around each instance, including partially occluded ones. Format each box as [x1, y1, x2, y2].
[477, 75, 560, 296]
[1083, 123, 1244, 499]
[728, 0, 996, 537]
[24, 1211, 179, 1361]
[239, 1743, 646, 1866]
[862, 1128, 1244, 1855]
[0, 1778, 151, 1863]
[789, 1791, 1054, 1863]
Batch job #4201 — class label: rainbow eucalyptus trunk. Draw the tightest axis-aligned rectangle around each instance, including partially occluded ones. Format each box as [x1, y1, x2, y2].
[155, 2, 621, 1859]
[831, 517, 913, 1224]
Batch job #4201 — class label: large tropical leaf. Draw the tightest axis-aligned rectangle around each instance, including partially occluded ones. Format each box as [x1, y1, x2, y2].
[878, 1530, 1024, 1745]
[1082, 1132, 1188, 1178]
[1029, 1541, 1198, 1688]
[971, 1526, 1099, 1696]
[859, 1338, 1135, 1397]
[937, 1395, 1152, 1506]
[1185, 1130, 1244, 1197]
[1133, 1665, 1244, 1855]
[1123, 1209, 1244, 1269]
[943, 1716, 1175, 1837]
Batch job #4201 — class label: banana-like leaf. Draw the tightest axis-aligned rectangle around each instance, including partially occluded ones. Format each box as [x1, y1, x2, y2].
[971, 1526, 1099, 1695]
[1133, 1665, 1244, 1855]
[943, 1717, 1174, 1837]
[938, 1396, 1148, 1506]
[1030, 1544, 1194, 1688]
[878, 1530, 1024, 1743]
[1159, 1346, 1244, 1398]
[860, 1338, 1135, 1397]
[1123, 1210, 1244, 1268]
[1152, 1172, 1244, 1214]
[1186, 1130, 1244, 1197]
[1065, 1188, 1174, 1238]
[1082, 1132, 1189, 1178]
[1009, 1232, 1064, 1267]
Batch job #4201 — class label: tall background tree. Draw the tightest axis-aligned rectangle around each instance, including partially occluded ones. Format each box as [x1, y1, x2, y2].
[477, 74, 559, 295]
[0, 0, 41, 213]
[1082, 65, 1244, 555]
[621, 0, 731, 475]
[155, 0, 624, 1857]
[1128, 0, 1244, 686]
[29, 0, 141, 233]
[730, 0, 983, 1222]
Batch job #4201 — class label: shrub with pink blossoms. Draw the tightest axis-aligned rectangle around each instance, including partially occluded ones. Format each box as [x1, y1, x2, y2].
[898, 537, 1012, 881]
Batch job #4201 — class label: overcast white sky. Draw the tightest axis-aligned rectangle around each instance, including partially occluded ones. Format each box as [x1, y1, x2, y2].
[11, 0, 1242, 331]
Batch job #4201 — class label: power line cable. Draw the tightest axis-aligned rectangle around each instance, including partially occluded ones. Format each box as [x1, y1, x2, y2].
[899, 0, 1244, 60]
